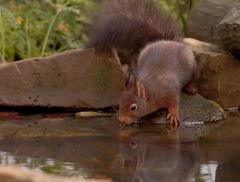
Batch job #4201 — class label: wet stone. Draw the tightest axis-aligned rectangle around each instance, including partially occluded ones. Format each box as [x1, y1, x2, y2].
[187, 0, 237, 43]
[0, 92, 225, 140]
[0, 114, 114, 139]
[0, 48, 124, 109]
[184, 38, 240, 109]
[216, 3, 240, 58]
[139, 93, 225, 126]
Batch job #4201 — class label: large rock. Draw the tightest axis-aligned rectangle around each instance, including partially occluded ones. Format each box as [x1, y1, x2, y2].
[184, 38, 240, 108]
[0, 49, 124, 109]
[0, 97, 224, 139]
[216, 3, 240, 58]
[187, 0, 238, 43]
[0, 45, 226, 126]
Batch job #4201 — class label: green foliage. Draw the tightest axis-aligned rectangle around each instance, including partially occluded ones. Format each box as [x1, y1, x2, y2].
[0, 0, 194, 62]
[157, 0, 196, 34]
[0, 5, 17, 61]
[0, 0, 94, 61]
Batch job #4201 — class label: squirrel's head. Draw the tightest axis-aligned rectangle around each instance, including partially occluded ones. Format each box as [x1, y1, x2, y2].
[118, 74, 150, 125]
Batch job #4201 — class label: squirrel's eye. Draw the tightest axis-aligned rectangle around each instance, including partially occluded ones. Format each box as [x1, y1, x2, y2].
[130, 103, 138, 112]
[130, 140, 138, 149]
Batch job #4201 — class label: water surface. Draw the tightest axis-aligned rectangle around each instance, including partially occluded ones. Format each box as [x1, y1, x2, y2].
[0, 112, 239, 182]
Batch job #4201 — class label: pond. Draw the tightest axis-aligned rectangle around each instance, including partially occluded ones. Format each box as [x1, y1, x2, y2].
[0, 111, 239, 182]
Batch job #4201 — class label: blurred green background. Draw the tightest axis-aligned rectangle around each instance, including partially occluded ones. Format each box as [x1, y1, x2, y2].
[0, 0, 194, 62]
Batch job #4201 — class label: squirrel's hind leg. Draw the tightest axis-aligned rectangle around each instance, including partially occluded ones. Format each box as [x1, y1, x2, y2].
[184, 64, 198, 95]
[183, 82, 198, 95]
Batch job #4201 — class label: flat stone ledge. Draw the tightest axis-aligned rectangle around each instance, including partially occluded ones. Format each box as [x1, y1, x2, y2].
[184, 38, 240, 108]
[0, 48, 124, 109]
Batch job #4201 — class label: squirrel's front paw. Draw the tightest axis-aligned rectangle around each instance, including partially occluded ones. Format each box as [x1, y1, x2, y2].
[167, 112, 179, 126]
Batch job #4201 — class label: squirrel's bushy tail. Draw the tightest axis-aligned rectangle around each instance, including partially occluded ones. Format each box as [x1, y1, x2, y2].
[86, 0, 181, 56]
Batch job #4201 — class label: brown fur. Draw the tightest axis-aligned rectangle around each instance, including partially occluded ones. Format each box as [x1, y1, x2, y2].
[86, 0, 196, 125]
[86, 0, 181, 58]
[119, 41, 197, 125]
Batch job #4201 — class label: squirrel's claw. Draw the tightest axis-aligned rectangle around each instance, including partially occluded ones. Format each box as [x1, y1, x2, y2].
[184, 84, 198, 95]
[167, 113, 179, 126]
[187, 87, 198, 95]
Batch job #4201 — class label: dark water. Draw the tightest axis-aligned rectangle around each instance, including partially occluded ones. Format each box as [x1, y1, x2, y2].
[0, 112, 239, 182]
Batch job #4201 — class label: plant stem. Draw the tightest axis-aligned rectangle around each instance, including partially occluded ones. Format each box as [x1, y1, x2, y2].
[0, 9, 6, 62]
[40, 3, 67, 57]
[25, 18, 31, 58]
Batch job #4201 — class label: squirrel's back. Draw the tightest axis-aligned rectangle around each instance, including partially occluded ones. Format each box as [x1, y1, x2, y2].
[86, 0, 181, 57]
[137, 41, 196, 87]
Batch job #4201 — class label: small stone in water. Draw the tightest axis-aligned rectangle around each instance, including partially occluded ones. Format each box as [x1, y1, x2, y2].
[75, 111, 113, 117]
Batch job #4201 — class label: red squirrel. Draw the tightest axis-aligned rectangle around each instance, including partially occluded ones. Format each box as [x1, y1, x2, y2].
[86, 0, 197, 126]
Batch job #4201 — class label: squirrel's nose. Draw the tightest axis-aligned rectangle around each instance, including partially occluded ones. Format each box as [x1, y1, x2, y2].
[118, 116, 126, 124]
[118, 115, 134, 125]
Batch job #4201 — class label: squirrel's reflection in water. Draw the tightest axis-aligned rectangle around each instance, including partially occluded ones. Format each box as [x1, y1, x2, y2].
[116, 126, 198, 182]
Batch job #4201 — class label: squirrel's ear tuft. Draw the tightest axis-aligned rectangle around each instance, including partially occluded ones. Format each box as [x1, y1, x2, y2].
[123, 64, 132, 88]
[125, 74, 134, 88]
[136, 81, 148, 101]
[122, 64, 130, 78]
